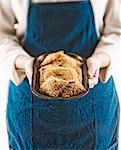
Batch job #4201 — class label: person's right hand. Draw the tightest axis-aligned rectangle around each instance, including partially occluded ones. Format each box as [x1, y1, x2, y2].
[24, 57, 35, 85]
[15, 55, 34, 85]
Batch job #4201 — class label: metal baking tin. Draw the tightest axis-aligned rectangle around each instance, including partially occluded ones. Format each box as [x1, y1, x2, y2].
[31, 51, 89, 100]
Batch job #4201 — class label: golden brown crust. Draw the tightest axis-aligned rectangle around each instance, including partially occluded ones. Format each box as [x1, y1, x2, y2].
[39, 50, 85, 98]
[43, 67, 79, 81]
[40, 76, 86, 98]
[40, 50, 64, 66]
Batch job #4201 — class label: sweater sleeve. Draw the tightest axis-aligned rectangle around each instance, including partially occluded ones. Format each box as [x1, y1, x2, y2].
[0, 0, 31, 86]
[93, 0, 121, 83]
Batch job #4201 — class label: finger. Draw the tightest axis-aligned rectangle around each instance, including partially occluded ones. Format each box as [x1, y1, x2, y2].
[27, 66, 33, 79]
[87, 59, 97, 79]
[88, 68, 96, 79]
[89, 79, 94, 88]
[89, 67, 99, 88]
[26, 70, 32, 85]
[25, 63, 33, 77]
[93, 68, 99, 77]
[89, 84, 94, 89]
[89, 77, 99, 88]
[25, 58, 34, 86]
[28, 76, 32, 86]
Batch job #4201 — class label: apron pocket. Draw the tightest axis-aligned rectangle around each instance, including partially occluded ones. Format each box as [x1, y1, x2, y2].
[9, 78, 32, 101]
[32, 98, 95, 147]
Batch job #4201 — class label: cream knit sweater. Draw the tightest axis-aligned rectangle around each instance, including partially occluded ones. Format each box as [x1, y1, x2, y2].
[0, 0, 121, 85]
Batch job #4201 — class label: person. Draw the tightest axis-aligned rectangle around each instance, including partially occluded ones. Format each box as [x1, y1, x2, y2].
[0, 0, 120, 149]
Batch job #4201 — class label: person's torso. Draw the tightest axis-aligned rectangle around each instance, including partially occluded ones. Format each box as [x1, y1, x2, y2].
[10, 0, 109, 42]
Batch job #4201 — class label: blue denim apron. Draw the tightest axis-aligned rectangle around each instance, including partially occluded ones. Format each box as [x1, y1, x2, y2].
[7, 1, 120, 150]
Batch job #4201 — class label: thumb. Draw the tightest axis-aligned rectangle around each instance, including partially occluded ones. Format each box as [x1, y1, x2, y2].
[25, 57, 34, 86]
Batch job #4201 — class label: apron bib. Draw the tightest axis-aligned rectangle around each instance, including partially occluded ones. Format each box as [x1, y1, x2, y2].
[7, 1, 120, 150]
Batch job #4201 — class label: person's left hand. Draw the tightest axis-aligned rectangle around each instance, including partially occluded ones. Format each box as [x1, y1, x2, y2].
[87, 56, 100, 88]
[87, 52, 111, 88]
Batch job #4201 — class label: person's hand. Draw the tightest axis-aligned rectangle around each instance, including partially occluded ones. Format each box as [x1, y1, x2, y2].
[15, 54, 45, 85]
[87, 52, 111, 88]
[87, 56, 100, 88]
[24, 58, 34, 85]
[15, 55, 34, 85]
